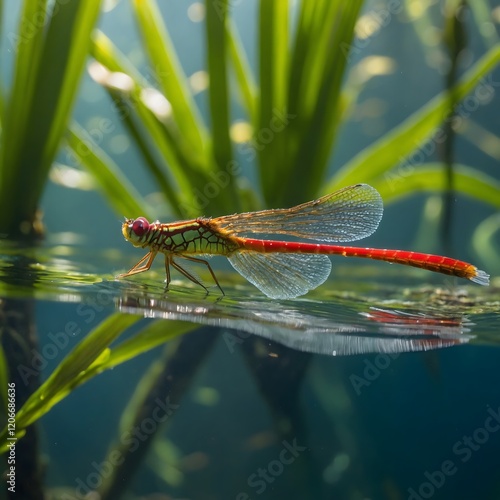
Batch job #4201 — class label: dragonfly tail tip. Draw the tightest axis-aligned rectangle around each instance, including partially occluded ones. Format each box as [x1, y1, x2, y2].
[470, 268, 490, 286]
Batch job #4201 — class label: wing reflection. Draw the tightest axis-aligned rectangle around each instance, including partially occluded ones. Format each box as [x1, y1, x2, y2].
[116, 292, 473, 356]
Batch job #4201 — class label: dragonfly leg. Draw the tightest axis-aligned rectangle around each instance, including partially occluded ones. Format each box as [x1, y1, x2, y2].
[171, 258, 209, 294]
[164, 255, 171, 288]
[180, 256, 225, 296]
[118, 251, 157, 278]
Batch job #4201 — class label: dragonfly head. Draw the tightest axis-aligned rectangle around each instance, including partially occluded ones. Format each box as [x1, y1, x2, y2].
[122, 217, 151, 247]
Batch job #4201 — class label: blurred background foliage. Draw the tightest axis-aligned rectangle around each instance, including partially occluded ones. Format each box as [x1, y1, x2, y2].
[0, 0, 497, 260]
[0, 0, 499, 421]
[1, 1, 500, 499]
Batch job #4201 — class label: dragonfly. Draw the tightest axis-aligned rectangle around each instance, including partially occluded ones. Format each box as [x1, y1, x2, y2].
[117, 184, 489, 299]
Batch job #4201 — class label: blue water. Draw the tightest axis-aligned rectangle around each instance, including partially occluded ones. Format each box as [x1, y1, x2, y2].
[3, 250, 499, 500]
[37, 300, 500, 500]
[2, 1, 499, 498]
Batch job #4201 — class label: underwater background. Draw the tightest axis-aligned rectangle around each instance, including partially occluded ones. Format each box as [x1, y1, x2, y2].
[1, 1, 500, 499]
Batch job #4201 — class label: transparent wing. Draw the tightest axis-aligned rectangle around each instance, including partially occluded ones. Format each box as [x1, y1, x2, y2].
[228, 251, 332, 299]
[214, 184, 383, 243]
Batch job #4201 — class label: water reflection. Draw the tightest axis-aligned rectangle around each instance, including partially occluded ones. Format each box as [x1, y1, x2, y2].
[0, 245, 491, 358]
[117, 290, 473, 356]
[0, 250, 497, 500]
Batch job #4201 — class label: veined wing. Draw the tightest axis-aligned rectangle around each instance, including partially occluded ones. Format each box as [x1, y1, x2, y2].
[229, 251, 332, 299]
[214, 184, 383, 243]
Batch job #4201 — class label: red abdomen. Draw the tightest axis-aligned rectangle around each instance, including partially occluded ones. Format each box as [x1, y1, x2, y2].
[238, 238, 487, 284]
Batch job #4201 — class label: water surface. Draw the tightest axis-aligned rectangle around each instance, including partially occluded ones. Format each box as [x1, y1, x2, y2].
[2, 245, 500, 500]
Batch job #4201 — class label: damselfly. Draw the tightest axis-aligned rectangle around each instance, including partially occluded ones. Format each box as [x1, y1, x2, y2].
[118, 184, 489, 298]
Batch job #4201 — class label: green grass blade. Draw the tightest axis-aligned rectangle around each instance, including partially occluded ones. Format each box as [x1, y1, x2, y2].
[285, 0, 364, 204]
[1, 0, 48, 173]
[369, 163, 500, 208]
[90, 31, 195, 181]
[96, 320, 196, 371]
[283, 0, 318, 200]
[0, 0, 102, 236]
[90, 29, 146, 79]
[205, 0, 239, 209]
[0, 344, 8, 416]
[227, 19, 257, 124]
[258, 0, 289, 203]
[326, 44, 500, 192]
[0, 315, 194, 449]
[13, 314, 141, 431]
[47, 321, 196, 406]
[131, 0, 207, 159]
[91, 31, 234, 216]
[0, 85, 4, 137]
[66, 122, 154, 220]
[104, 94, 186, 217]
[90, 32, 212, 216]
[287, 0, 316, 110]
[0, 0, 4, 129]
[469, 0, 499, 49]
[37, 0, 102, 183]
[472, 213, 500, 269]
[0, 0, 48, 235]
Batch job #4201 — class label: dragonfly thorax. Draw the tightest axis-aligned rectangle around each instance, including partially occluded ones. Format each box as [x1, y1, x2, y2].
[122, 217, 238, 255]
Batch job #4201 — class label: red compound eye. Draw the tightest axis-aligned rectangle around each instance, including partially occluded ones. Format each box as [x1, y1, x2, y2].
[131, 217, 149, 237]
